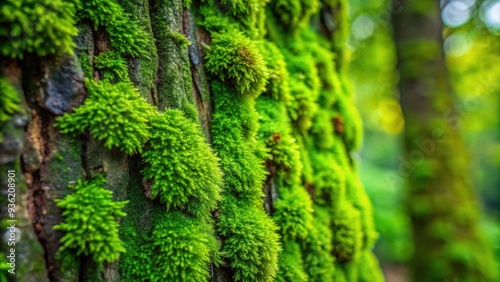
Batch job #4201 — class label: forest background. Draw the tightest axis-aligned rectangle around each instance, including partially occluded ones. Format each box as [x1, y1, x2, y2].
[348, 0, 500, 280]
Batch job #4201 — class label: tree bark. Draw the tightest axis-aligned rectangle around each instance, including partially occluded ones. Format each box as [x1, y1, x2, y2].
[392, 1, 498, 281]
[0, 0, 382, 281]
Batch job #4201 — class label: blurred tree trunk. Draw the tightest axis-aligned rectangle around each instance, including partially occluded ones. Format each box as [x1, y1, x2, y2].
[392, 1, 498, 281]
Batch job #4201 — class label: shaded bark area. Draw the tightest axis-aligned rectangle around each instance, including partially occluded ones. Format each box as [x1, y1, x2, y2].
[0, 59, 48, 281]
[184, 10, 214, 143]
[392, 1, 498, 281]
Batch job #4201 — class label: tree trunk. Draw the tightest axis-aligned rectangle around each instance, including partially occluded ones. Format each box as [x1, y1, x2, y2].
[0, 0, 382, 281]
[392, 1, 498, 281]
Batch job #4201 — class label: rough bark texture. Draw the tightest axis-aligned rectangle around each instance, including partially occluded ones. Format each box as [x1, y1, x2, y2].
[0, 0, 382, 281]
[392, 1, 498, 281]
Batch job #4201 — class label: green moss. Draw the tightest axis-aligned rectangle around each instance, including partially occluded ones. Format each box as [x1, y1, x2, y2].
[77, 0, 150, 58]
[94, 51, 129, 82]
[57, 79, 154, 154]
[115, 0, 158, 98]
[345, 173, 378, 250]
[75, 0, 120, 29]
[120, 207, 219, 282]
[196, 7, 239, 34]
[309, 109, 335, 150]
[169, 30, 191, 48]
[0, 78, 20, 124]
[331, 203, 363, 263]
[256, 96, 303, 179]
[118, 161, 156, 281]
[273, 187, 313, 241]
[141, 110, 223, 218]
[268, 0, 319, 31]
[217, 0, 261, 18]
[302, 206, 335, 282]
[148, 211, 218, 282]
[0, 0, 77, 58]
[335, 81, 364, 151]
[199, 0, 383, 280]
[199, 0, 267, 37]
[259, 41, 291, 102]
[120, 158, 221, 282]
[330, 0, 350, 71]
[205, 32, 268, 97]
[54, 176, 128, 263]
[0, 255, 9, 282]
[273, 31, 321, 134]
[357, 252, 384, 282]
[276, 241, 308, 282]
[217, 195, 280, 282]
[210, 81, 266, 200]
[287, 78, 319, 133]
[263, 5, 382, 280]
[209, 74, 279, 282]
[309, 150, 346, 207]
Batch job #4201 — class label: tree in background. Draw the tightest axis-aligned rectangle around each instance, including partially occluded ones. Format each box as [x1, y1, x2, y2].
[392, 0, 498, 281]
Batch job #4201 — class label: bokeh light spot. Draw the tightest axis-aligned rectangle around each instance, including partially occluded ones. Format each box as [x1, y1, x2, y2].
[442, 0, 473, 28]
[352, 15, 375, 40]
[444, 32, 472, 57]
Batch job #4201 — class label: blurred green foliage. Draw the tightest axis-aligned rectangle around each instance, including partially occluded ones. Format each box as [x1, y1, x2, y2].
[348, 0, 500, 275]
[446, 15, 500, 274]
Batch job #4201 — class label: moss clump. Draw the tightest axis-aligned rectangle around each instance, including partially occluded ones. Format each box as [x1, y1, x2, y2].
[54, 176, 128, 263]
[268, 0, 319, 31]
[336, 87, 364, 151]
[309, 151, 346, 207]
[204, 30, 281, 278]
[141, 110, 223, 218]
[94, 51, 129, 82]
[0, 78, 20, 124]
[346, 174, 378, 250]
[209, 79, 280, 281]
[302, 206, 336, 282]
[357, 251, 384, 282]
[331, 203, 363, 263]
[76, 0, 149, 58]
[218, 195, 280, 282]
[210, 81, 266, 200]
[263, 10, 383, 279]
[259, 41, 291, 102]
[205, 32, 268, 97]
[56, 79, 154, 154]
[120, 137, 221, 282]
[199, 0, 267, 37]
[148, 211, 218, 282]
[273, 187, 313, 241]
[276, 241, 308, 282]
[0, 0, 77, 58]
